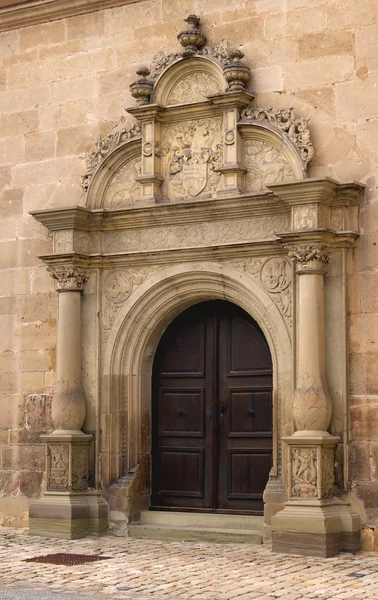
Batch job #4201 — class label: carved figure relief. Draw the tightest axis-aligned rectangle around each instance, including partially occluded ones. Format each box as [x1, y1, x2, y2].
[103, 156, 142, 209]
[103, 266, 162, 341]
[244, 140, 295, 193]
[321, 448, 334, 498]
[54, 231, 73, 254]
[161, 117, 223, 200]
[47, 444, 69, 491]
[291, 447, 317, 498]
[226, 257, 292, 326]
[167, 71, 222, 105]
[293, 205, 316, 230]
[71, 447, 89, 492]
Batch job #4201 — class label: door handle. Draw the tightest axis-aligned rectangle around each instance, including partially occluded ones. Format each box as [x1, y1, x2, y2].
[245, 409, 255, 417]
[175, 408, 185, 417]
[220, 403, 227, 419]
[206, 407, 212, 421]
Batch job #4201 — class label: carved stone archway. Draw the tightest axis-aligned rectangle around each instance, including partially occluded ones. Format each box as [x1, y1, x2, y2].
[102, 262, 293, 529]
[29, 14, 363, 555]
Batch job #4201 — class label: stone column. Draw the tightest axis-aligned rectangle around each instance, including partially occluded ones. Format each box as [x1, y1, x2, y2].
[29, 264, 108, 539]
[271, 244, 361, 557]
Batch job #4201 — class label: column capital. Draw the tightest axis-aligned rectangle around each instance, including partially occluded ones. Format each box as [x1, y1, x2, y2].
[288, 244, 331, 274]
[48, 265, 89, 291]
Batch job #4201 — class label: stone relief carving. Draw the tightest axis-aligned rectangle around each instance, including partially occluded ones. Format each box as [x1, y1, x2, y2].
[161, 117, 223, 200]
[240, 107, 314, 168]
[48, 265, 88, 291]
[104, 215, 289, 255]
[54, 230, 73, 254]
[167, 71, 222, 105]
[71, 447, 89, 492]
[293, 374, 332, 432]
[226, 256, 292, 326]
[47, 444, 69, 491]
[103, 267, 162, 341]
[330, 207, 344, 231]
[291, 447, 317, 498]
[321, 448, 335, 498]
[52, 379, 86, 431]
[293, 205, 316, 230]
[82, 123, 141, 190]
[103, 156, 142, 209]
[244, 140, 295, 194]
[289, 245, 331, 269]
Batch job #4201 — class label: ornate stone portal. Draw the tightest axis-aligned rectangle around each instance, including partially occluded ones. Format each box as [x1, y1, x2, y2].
[30, 15, 362, 555]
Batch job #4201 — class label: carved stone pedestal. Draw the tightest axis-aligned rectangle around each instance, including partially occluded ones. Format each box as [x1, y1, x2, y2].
[272, 432, 361, 557]
[29, 433, 108, 538]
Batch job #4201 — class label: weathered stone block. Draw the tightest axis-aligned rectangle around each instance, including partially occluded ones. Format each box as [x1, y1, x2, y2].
[19, 471, 44, 498]
[328, 0, 378, 30]
[349, 352, 366, 395]
[56, 125, 99, 157]
[39, 40, 81, 61]
[19, 21, 65, 50]
[26, 394, 53, 430]
[0, 314, 16, 352]
[0, 268, 30, 297]
[350, 313, 378, 354]
[25, 132, 56, 162]
[1, 188, 23, 218]
[287, 6, 327, 36]
[2, 445, 45, 470]
[0, 137, 25, 166]
[16, 294, 50, 324]
[50, 78, 97, 104]
[40, 99, 88, 131]
[351, 403, 378, 441]
[362, 527, 375, 551]
[285, 55, 354, 91]
[20, 349, 53, 372]
[349, 442, 371, 481]
[0, 110, 38, 138]
[0, 394, 25, 430]
[0, 471, 19, 497]
[19, 372, 45, 395]
[336, 73, 378, 121]
[67, 11, 105, 39]
[0, 86, 48, 116]
[298, 30, 354, 60]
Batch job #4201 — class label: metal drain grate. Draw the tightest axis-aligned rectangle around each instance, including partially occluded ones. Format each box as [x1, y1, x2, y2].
[24, 553, 111, 566]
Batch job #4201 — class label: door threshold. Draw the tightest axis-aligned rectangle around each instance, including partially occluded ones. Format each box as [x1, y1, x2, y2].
[149, 506, 263, 516]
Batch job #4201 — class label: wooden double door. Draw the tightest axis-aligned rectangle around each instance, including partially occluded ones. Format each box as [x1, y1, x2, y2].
[152, 300, 273, 513]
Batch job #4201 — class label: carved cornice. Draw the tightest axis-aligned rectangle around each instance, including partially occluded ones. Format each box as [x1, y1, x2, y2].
[240, 107, 314, 168]
[268, 177, 365, 207]
[0, 0, 145, 32]
[48, 265, 89, 291]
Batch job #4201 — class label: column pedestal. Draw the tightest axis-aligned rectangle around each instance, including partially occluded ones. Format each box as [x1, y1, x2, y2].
[272, 432, 361, 556]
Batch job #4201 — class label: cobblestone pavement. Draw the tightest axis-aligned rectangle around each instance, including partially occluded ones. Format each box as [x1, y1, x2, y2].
[0, 528, 378, 600]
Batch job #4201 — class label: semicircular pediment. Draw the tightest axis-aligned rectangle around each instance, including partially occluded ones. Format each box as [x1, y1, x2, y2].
[153, 56, 225, 107]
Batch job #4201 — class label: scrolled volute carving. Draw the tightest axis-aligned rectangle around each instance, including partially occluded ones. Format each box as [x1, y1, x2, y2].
[48, 265, 89, 291]
[240, 107, 314, 168]
[82, 123, 141, 189]
[288, 245, 331, 271]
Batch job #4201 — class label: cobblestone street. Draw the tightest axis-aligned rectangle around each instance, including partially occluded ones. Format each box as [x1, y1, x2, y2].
[0, 528, 377, 600]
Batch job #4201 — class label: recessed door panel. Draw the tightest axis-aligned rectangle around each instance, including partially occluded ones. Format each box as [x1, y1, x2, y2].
[152, 300, 273, 513]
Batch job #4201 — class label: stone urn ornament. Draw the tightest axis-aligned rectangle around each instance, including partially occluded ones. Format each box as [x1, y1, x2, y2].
[223, 50, 250, 92]
[130, 67, 154, 105]
[177, 14, 206, 56]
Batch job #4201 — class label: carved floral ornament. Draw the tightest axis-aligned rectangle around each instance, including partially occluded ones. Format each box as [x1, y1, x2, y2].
[288, 245, 331, 270]
[82, 14, 314, 193]
[47, 265, 88, 291]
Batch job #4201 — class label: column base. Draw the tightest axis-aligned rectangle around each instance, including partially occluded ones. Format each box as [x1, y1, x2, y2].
[271, 499, 361, 557]
[29, 491, 108, 539]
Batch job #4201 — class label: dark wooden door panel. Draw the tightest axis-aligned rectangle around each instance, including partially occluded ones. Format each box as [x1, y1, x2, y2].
[152, 300, 273, 513]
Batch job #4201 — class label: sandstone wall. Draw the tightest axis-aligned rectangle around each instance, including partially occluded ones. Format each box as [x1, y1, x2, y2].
[0, 0, 378, 536]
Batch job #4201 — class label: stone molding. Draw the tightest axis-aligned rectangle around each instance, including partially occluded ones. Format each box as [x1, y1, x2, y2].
[0, 0, 143, 32]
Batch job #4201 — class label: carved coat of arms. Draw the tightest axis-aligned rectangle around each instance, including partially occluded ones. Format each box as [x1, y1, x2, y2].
[162, 117, 223, 200]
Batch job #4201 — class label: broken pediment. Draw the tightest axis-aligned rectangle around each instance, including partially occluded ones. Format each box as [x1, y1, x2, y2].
[84, 14, 314, 210]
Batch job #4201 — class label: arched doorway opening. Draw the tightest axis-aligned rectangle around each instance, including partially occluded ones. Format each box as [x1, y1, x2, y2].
[151, 300, 273, 514]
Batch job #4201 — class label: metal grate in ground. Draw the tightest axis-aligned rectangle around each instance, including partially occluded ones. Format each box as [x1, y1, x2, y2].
[24, 553, 111, 566]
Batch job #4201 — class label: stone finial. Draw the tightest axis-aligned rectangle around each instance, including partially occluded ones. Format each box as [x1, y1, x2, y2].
[129, 66, 154, 105]
[177, 14, 206, 56]
[223, 50, 250, 92]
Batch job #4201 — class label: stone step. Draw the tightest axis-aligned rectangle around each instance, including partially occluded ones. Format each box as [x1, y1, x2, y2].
[128, 511, 264, 544]
[139, 510, 264, 531]
[128, 523, 263, 545]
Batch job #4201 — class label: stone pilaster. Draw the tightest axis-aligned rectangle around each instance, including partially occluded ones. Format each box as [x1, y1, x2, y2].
[271, 244, 361, 557]
[29, 264, 108, 539]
